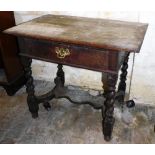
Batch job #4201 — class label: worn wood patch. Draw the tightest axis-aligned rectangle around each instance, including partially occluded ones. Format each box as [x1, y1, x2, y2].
[4, 14, 148, 52]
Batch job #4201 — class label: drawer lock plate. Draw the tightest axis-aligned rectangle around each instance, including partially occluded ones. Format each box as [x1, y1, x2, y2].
[55, 47, 70, 59]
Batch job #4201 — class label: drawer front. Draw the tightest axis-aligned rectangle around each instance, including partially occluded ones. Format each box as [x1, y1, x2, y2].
[18, 38, 109, 72]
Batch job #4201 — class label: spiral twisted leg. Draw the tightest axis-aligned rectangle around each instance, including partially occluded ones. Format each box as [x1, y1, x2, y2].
[102, 73, 118, 141]
[117, 53, 130, 103]
[54, 64, 65, 86]
[21, 57, 39, 118]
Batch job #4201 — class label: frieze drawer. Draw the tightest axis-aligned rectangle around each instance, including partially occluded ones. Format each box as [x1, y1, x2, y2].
[18, 38, 111, 72]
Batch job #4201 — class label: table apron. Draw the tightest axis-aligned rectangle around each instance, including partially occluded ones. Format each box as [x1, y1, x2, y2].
[18, 37, 121, 73]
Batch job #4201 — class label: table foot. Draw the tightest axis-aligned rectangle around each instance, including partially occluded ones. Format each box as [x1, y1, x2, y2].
[104, 136, 111, 142]
[102, 119, 115, 141]
[126, 100, 135, 108]
[32, 112, 39, 118]
[43, 102, 51, 111]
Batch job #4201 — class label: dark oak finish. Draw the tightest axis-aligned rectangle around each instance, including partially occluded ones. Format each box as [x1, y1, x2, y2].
[117, 53, 130, 103]
[0, 11, 26, 95]
[21, 57, 39, 118]
[102, 73, 118, 141]
[56, 64, 65, 85]
[18, 37, 122, 73]
[4, 14, 148, 141]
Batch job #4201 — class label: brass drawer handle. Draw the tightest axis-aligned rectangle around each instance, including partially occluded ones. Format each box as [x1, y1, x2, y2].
[55, 47, 70, 59]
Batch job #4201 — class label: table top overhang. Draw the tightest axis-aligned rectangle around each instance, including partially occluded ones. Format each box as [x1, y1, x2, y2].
[4, 14, 148, 52]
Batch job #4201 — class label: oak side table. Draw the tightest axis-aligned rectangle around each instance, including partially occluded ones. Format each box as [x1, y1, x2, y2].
[4, 14, 148, 141]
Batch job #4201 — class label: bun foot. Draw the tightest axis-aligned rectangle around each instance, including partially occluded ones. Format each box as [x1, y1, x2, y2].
[43, 102, 51, 111]
[32, 112, 38, 118]
[126, 100, 135, 108]
[104, 135, 111, 141]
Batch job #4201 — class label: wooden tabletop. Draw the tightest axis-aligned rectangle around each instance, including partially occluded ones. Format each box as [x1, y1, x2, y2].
[4, 14, 148, 52]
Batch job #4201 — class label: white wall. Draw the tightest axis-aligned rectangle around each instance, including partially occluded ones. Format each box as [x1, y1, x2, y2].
[14, 11, 155, 105]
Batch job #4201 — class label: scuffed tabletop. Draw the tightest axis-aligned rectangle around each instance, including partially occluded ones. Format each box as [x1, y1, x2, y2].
[4, 14, 148, 52]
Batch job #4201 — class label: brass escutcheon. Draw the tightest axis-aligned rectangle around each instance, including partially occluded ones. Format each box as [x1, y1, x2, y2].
[55, 47, 70, 59]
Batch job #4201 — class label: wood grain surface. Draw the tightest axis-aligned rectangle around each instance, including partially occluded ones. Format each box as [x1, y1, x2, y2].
[4, 14, 148, 53]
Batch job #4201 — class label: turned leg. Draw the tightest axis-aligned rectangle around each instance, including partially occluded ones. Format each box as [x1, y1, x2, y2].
[117, 53, 129, 103]
[54, 64, 65, 86]
[102, 73, 118, 141]
[21, 57, 39, 118]
[42, 64, 65, 110]
[43, 102, 51, 111]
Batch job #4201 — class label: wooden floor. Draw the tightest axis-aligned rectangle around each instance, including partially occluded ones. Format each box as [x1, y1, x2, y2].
[0, 80, 155, 144]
